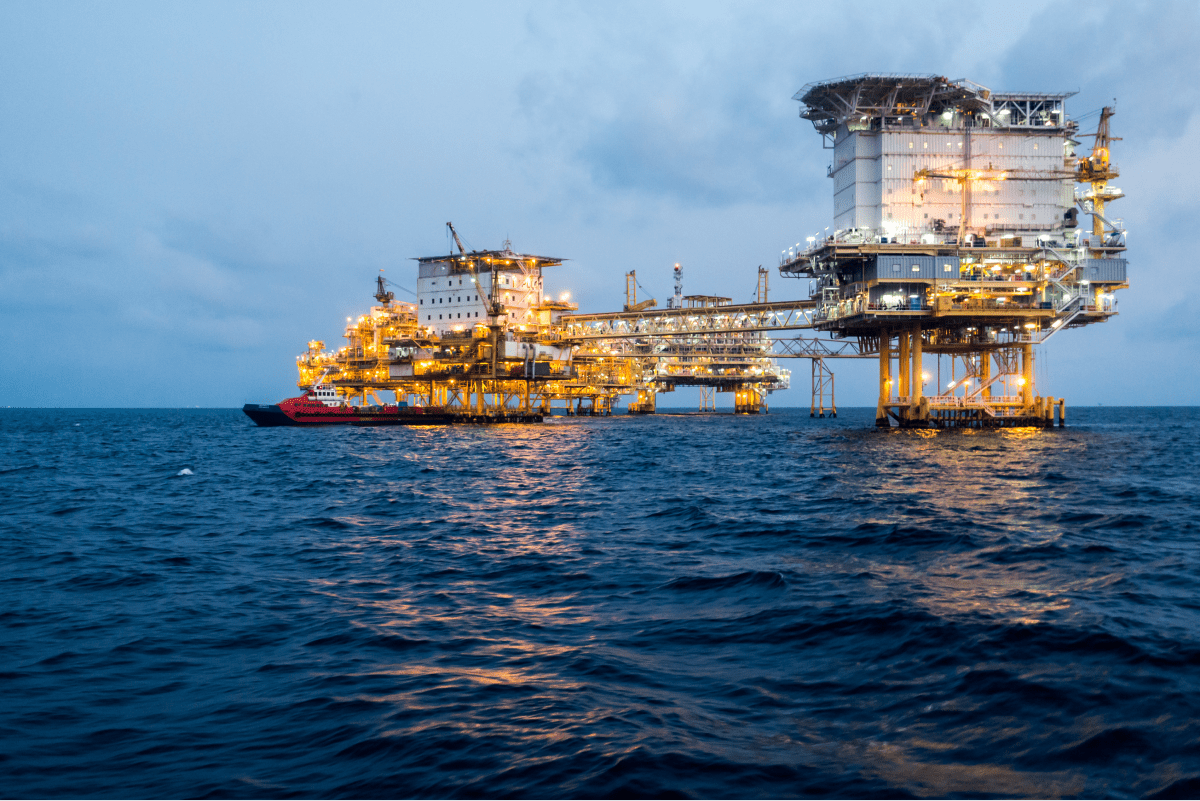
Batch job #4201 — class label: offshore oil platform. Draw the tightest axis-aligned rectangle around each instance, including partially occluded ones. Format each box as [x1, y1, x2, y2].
[780, 74, 1127, 427]
[290, 226, 825, 422]
[278, 74, 1124, 428]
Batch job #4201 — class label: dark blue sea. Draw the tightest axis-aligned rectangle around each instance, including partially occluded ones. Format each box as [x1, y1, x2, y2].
[3, 407, 1200, 799]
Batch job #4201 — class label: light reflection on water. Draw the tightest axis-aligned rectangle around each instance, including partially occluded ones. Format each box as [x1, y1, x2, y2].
[3, 407, 1199, 797]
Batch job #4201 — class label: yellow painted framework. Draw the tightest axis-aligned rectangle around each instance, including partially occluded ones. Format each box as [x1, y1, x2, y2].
[297, 295, 792, 418]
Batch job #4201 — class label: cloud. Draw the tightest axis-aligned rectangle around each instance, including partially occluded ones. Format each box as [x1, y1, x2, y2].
[996, 0, 1200, 142]
[516, 5, 817, 207]
[514, 1, 1070, 209]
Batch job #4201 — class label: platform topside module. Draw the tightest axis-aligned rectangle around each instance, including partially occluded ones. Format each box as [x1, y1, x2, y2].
[779, 73, 1126, 427]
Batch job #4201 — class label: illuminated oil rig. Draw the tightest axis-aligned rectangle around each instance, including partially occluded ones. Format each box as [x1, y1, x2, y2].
[292, 75, 1122, 425]
[779, 74, 1127, 427]
[296, 225, 857, 419]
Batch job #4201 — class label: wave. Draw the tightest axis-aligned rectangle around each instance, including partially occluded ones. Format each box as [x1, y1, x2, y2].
[661, 570, 787, 593]
[3, 407, 1200, 798]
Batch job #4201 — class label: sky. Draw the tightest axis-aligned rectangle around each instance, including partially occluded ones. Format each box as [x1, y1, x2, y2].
[1, 0, 1196, 408]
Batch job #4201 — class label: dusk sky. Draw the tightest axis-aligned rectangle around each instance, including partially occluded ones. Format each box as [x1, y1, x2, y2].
[2, 0, 1196, 408]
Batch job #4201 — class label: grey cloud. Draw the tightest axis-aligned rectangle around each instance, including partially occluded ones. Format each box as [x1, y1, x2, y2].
[513, 1, 1063, 209]
[996, 0, 1200, 141]
[516, 7, 818, 207]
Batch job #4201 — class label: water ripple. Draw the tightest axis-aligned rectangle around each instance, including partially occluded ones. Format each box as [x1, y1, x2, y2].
[1, 407, 1199, 797]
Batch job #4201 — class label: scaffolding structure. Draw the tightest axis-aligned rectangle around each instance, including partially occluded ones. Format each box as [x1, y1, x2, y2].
[780, 74, 1127, 427]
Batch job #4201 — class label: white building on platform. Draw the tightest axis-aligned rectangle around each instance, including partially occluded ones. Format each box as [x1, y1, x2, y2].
[797, 75, 1080, 246]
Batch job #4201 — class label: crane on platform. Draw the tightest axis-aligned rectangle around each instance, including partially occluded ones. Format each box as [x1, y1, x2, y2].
[624, 271, 657, 312]
[374, 270, 395, 305]
[446, 221, 469, 255]
[1075, 107, 1123, 251]
[1076, 107, 1120, 183]
[447, 221, 504, 318]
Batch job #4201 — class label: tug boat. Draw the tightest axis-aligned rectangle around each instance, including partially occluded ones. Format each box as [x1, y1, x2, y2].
[243, 382, 541, 427]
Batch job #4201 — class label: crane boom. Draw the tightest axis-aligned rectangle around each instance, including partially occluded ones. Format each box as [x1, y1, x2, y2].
[445, 222, 503, 318]
[446, 222, 468, 255]
[374, 271, 394, 305]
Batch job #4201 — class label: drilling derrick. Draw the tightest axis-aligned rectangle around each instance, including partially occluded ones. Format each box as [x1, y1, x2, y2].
[780, 74, 1128, 428]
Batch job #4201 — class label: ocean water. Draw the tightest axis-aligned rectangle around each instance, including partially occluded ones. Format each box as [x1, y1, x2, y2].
[2, 407, 1200, 799]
